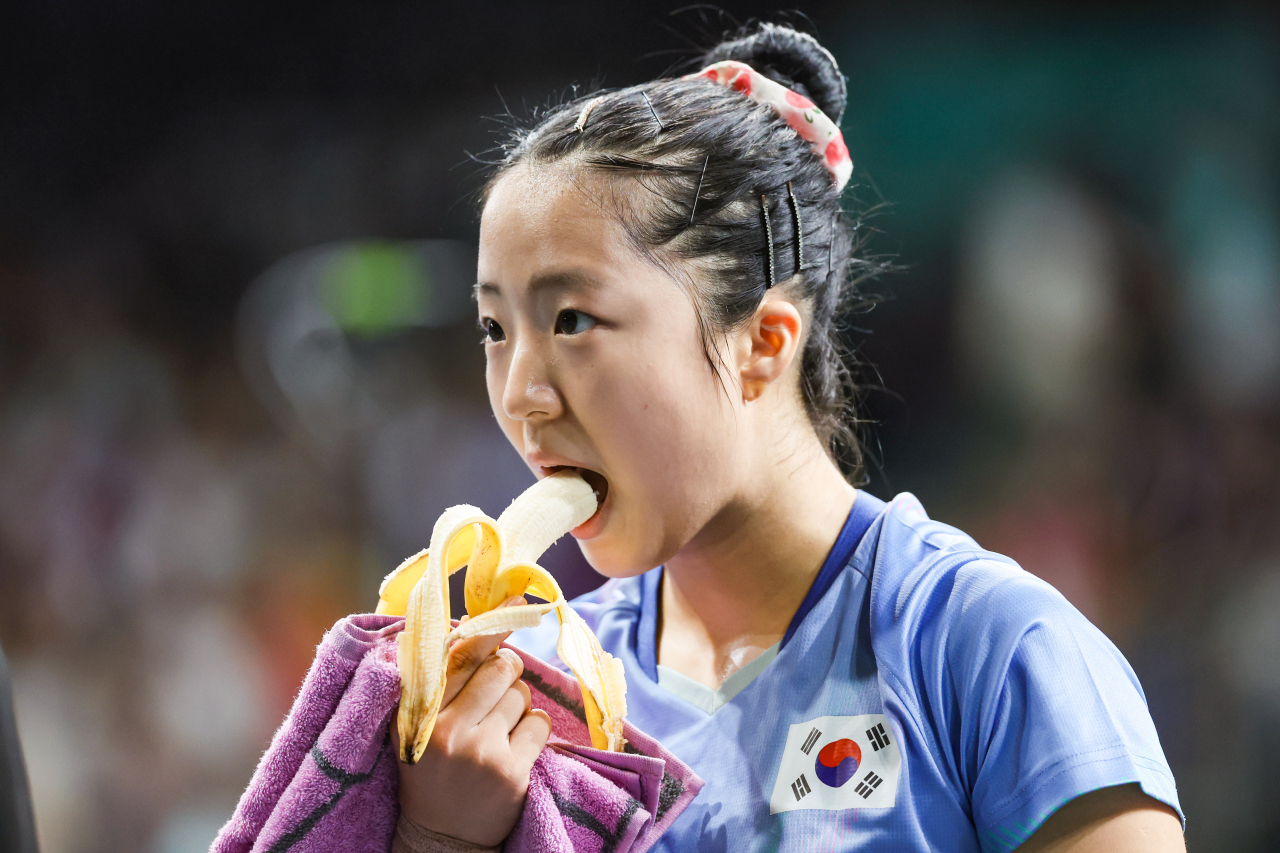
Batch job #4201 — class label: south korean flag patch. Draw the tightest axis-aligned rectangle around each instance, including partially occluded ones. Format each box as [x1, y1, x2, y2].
[769, 715, 901, 814]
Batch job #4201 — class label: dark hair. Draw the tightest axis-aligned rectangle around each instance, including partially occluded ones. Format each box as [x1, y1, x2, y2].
[484, 23, 882, 483]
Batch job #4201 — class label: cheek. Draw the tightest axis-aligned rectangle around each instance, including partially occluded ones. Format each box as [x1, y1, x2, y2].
[582, 338, 736, 512]
[579, 366, 736, 576]
[485, 355, 523, 454]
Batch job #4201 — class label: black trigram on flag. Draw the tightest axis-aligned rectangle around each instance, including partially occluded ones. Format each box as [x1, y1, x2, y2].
[866, 722, 891, 752]
[854, 771, 884, 799]
[791, 773, 812, 801]
[800, 727, 822, 755]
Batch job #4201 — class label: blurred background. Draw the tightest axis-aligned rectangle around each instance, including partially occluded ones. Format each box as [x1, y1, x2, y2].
[1, 2, 1278, 851]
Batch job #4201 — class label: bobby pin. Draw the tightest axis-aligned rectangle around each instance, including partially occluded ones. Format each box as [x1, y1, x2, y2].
[640, 92, 665, 132]
[787, 181, 807, 272]
[689, 155, 709, 225]
[761, 194, 776, 289]
[827, 210, 839, 281]
[573, 96, 604, 133]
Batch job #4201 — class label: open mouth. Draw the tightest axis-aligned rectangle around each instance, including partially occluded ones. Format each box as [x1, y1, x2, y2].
[545, 465, 609, 507]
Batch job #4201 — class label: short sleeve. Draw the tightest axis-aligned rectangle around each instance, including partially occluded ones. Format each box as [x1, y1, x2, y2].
[936, 559, 1182, 852]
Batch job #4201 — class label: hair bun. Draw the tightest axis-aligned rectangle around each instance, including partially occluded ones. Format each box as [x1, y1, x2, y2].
[701, 23, 847, 125]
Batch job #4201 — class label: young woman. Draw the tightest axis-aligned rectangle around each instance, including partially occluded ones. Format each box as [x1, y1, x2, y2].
[392, 24, 1185, 853]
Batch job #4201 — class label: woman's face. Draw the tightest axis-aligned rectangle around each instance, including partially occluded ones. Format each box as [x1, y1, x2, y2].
[477, 164, 750, 576]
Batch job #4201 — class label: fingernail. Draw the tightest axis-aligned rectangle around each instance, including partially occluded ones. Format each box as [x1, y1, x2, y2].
[501, 595, 525, 607]
[496, 648, 522, 671]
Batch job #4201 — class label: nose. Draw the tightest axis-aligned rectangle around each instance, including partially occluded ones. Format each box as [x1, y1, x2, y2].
[501, 338, 563, 423]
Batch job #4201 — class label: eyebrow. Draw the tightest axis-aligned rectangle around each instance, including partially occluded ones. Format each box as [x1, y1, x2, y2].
[473, 269, 605, 300]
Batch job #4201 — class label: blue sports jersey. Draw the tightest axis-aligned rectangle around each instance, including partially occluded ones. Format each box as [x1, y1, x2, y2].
[510, 492, 1182, 852]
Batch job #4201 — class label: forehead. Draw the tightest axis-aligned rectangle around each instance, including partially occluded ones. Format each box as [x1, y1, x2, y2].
[478, 164, 648, 289]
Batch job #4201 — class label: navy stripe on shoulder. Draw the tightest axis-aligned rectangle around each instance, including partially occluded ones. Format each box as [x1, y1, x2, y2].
[637, 567, 662, 681]
[780, 490, 886, 649]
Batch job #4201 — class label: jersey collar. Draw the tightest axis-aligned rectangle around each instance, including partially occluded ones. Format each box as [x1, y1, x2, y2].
[636, 490, 887, 682]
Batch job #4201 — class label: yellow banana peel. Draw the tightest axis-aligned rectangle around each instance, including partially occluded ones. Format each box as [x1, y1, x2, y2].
[378, 470, 629, 762]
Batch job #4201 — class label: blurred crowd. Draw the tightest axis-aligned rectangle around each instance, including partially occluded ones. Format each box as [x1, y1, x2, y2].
[0, 234, 597, 851]
[1, 4, 1278, 852]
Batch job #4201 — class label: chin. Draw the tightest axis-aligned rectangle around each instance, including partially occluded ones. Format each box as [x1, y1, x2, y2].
[574, 538, 656, 581]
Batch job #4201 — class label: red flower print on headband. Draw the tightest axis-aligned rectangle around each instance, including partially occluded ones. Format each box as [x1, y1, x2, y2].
[685, 60, 852, 192]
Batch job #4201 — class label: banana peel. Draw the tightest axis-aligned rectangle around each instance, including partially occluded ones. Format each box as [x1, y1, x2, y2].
[377, 470, 628, 763]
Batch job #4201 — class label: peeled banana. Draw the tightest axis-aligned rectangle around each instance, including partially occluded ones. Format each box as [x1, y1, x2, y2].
[377, 470, 628, 763]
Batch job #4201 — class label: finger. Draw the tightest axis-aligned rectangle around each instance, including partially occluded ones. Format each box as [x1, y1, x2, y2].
[444, 647, 525, 730]
[486, 682, 532, 736]
[509, 709, 553, 769]
[441, 596, 525, 707]
[476, 677, 533, 731]
[514, 678, 532, 716]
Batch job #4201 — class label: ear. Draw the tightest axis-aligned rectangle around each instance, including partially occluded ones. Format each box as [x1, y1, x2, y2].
[738, 298, 804, 402]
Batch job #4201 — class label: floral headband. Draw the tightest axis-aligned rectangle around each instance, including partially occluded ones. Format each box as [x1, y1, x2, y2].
[686, 60, 852, 193]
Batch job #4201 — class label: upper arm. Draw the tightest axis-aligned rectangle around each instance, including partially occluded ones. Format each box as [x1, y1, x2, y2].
[901, 557, 1183, 851]
[1015, 783, 1184, 853]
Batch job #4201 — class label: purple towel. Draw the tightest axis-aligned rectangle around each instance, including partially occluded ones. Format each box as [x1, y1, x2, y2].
[212, 614, 403, 853]
[212, 614, 702, 853]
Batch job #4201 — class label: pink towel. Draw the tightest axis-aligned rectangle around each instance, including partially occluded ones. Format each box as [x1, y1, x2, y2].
[212, 614, 702, 853]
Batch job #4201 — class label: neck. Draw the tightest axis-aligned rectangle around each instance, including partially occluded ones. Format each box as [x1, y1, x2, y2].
[659, 426, 856, 689]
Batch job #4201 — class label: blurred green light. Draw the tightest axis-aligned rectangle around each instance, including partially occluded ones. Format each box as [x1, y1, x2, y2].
[323, 242, 432, 336]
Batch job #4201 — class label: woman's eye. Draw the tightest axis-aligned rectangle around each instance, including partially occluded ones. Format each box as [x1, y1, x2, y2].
[480, 318, 505, 343]
[554, 309, 597, 336]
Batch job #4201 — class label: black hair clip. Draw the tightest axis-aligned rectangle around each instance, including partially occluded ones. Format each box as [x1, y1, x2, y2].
[827, 210, 839, 281]
[787, 181, 807, 273]
[761, 194, 776, 289]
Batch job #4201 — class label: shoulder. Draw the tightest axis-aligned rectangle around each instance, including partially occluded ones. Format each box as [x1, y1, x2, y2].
[866, 493, 1094, 676]
[866, 492, 1140, 713]
[862, 495, 1181, 850]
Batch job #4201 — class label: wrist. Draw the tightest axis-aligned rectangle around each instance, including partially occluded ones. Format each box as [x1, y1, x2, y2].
[392, 815, 501, 853]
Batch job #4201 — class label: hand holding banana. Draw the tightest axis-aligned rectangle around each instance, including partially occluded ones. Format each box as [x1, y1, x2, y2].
[376, 470, 629, 763]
